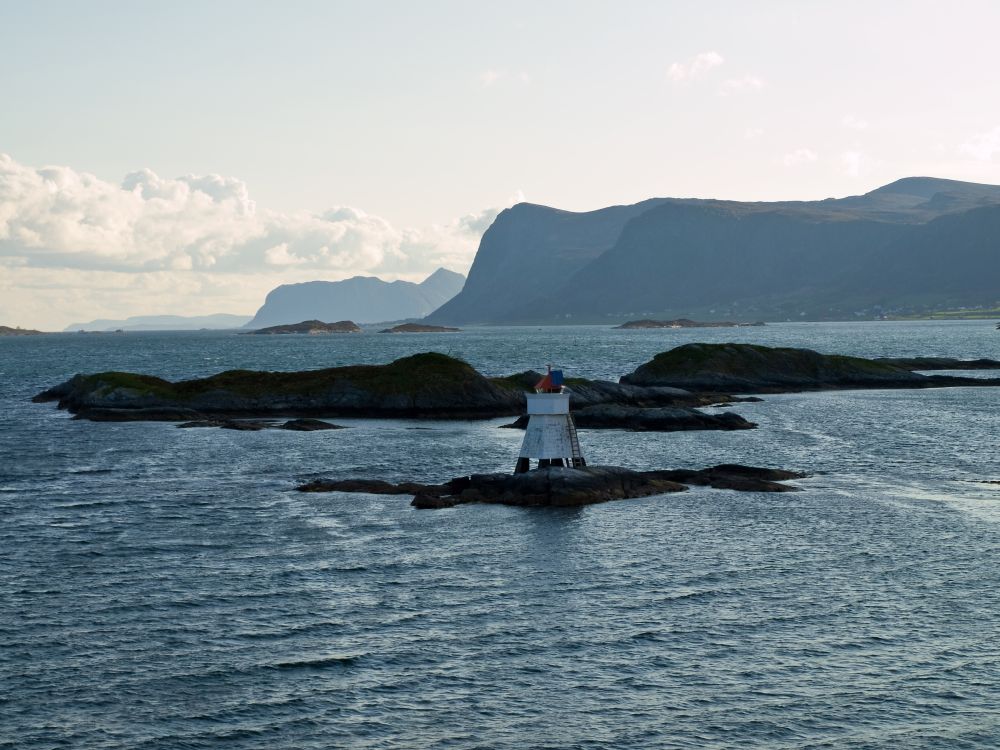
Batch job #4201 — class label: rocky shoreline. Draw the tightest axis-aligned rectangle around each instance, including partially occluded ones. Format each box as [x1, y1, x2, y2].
[0, 325, 45, 336]
[501, 404, 755, 432]
[615, 319, 765, 329]
[378, 323, 460, 333]
[32, 344, 1000, 431]
[297, 464, 808, 508]
[32, 352, 756, 430]
[621, 343, 1000, 393]
[248, 320, 362, 334]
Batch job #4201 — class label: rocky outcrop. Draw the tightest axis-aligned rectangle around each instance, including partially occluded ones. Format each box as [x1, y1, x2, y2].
[621, 343, 1000, 393]
[493, 370, 747, 409]
[34, 353, 766, 427]
[614, 319, 765, 329]
[248, 319, 362, 334]
[501, 404, 755, 432]
[378, 323, 460, 333]
[875, 356, 1000, 370]
[33, 352, 524, 421]
[0, 325, 44, 336]
[177, 418, 344, 431]
[641, 464, 806, 492]
[296, 463, 807, 508]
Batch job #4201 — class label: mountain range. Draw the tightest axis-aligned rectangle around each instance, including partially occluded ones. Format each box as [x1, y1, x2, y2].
[246, 268, 465, 328]
[66, 313, 253, 332]
[425, 177, 1000, 324]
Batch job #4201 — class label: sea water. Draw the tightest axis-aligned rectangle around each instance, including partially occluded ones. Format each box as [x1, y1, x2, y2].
[2, 321, 999, 749]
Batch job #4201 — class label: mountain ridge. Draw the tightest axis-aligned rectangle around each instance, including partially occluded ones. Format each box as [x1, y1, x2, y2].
[424, 177, 1000, 324]
[247, 268, 465, 328]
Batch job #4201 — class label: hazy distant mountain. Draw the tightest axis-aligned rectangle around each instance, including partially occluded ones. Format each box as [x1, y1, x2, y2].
[425, 177, 1000, 323]
[66, 313, 252, 332]
[247, 268, 465, 328]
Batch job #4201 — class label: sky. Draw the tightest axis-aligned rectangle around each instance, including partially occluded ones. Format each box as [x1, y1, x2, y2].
[3, 0, 1000, 329]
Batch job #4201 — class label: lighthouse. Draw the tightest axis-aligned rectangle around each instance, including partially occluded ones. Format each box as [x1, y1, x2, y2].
[514, 366, 587, 473]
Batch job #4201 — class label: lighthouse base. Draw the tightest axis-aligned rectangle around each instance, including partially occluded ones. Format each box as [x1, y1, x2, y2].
[514, 456, 586, 473]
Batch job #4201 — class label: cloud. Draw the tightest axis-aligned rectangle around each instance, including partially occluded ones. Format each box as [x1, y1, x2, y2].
[480, 69, 502, 87]
[0, 153, 517, 328]
[839, 150, 865, 177]
[959, 126, 1000, 161]
[479, 70, 531, 87]
[841, 114, 869, 131]
[720, 75, 764, 94]
[667, 51, 724, 82]
[782, 148, 819, 167]
[744, 127, 764, 139]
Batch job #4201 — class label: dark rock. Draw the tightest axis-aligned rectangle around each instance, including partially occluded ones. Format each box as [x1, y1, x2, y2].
[492, 371, 739, 409]
[643, 464, 808, 492]
[76, 407, 208, 422]
[378, 323, 460, 333]
[500, 404, 755, 431]
[219, 420, 271, 431]
[279, 419, 344, 431]
[614, 319, 765, 329]
[875, 356, 1000, 371]
[297, 463, 805, 508]
[248, 319, 362, 335]
[33, 353, 524, 422]
[297, 478, 440, 494]
[0, 325, 45, 336]
[178, 418, 343, 431]
[572, 404, 755, 431]
[177, 418, 271, 430]
[621, 343, 1000, 393]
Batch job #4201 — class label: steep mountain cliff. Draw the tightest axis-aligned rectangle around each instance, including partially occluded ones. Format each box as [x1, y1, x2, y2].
[248, 268, 465, 328]
[424, 178, 1000, 323]
[426, 200, 668, 324]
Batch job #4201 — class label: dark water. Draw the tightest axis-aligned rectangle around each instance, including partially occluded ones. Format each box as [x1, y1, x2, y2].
[3, 322, 1000, 749]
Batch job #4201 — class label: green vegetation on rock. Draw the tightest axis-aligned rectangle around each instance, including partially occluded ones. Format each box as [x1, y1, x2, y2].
[619, 342, 990, 392]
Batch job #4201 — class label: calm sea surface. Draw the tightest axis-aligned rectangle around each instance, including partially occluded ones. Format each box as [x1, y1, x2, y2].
[2, 321, 1000, 749]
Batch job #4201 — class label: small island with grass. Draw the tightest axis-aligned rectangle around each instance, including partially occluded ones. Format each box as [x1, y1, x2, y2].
[0, 325, 45, 336]
[248, 319, 362, 335]
[378, 323, 460, 333]
[620, 343, 1000, 392]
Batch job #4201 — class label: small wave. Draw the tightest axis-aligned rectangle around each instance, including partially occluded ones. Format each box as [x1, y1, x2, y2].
[269, 654, 363, 670]
[631, 630, 663, 642]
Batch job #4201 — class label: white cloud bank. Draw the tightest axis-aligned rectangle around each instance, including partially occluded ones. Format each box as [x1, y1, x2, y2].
[782, 148, 819, 167]
[959, 126, 1000, 161]
[667, 51, 724, 82]
[0, 154, 514, 329]
[719, 75, 764, 95]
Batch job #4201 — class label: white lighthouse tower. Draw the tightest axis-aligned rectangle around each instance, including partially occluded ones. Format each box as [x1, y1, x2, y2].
[514, 366, 586, 473]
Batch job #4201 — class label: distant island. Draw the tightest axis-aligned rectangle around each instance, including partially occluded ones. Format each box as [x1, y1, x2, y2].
[65, 313, 252, 332]
[247, 268, 465, 328]
[615, 319, 765, 329]
[0, 325, 44, 336]
[249, 320, 362, 335]
[378, 323, 460, 333]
